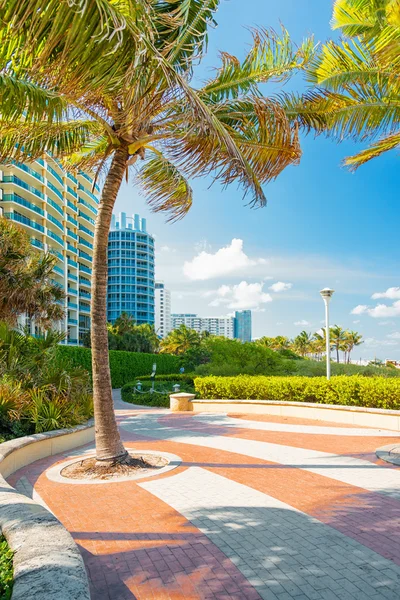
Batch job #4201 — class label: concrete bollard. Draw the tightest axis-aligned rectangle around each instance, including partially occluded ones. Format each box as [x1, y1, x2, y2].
[170, 393, 195, 412]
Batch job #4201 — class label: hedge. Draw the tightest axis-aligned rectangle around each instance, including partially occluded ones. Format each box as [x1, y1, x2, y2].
[194, 375, 400, 410]
[121, 379, 195, 408]
[55, 346, 180, 389]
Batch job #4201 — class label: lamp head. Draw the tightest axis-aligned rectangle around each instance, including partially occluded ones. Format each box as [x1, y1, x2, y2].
[320, 288, 335, 302]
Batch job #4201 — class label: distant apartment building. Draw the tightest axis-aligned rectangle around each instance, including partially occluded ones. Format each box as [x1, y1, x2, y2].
[171, 314, 235, 338]
[107, 212, 155, 325]
[155, 281, 171, 338]
[234, 310, 252, 342]
[0, 157, 100, 344]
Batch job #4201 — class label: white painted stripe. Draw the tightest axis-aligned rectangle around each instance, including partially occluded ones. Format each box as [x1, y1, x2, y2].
[141, 467, 400, 600]
[120, 413, 400, 500]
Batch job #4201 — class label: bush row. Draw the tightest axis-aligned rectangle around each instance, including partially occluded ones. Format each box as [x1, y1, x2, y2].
[55, 347, 180, 388]
[194, 375, 400, 410]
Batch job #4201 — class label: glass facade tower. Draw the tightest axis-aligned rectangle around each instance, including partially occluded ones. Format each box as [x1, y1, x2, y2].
[107, 212, 155, 324]
[234, 310, 252, 342]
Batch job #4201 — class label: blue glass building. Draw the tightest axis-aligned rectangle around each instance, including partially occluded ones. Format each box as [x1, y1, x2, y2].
[107, 212, 155, 324]
[234, 310, 252, 342]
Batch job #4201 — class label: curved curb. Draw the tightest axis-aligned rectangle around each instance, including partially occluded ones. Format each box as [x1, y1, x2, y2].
[376, 444, 400, 466]
[0, 421, 94, 599]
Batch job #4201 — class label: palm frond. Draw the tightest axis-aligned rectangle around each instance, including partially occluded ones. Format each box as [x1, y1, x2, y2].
[202, 28, 315, 101]
[0, 120, 103, 162]
[331, 0, 387, 37]
[344, 130, 400, 168]
[137, 154, 193, 221]
[0, 74, 68, 122]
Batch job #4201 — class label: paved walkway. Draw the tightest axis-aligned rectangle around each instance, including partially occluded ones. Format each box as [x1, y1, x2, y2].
[8, 391, 400, 600]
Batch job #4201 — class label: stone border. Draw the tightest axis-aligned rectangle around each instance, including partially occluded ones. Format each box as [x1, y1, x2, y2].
[46, 449, 182, 485]
[184, 399, 400, 431]
[376, 444, 400, 466]
[0, 420, 95, 599]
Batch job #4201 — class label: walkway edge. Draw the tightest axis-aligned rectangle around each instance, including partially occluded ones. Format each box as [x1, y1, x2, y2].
[0, 421, 94, 600]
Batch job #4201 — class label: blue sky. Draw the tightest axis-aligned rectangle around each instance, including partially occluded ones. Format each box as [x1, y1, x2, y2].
[114, 0, 400, 361]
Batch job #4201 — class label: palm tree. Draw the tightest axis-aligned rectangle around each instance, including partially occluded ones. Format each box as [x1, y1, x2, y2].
[285, 0, 400, 169]
[344, 330, 363, 363]
[0, 217, 64, 328]
[330, 325, 347, 363]
[0, 2, 313, 464]
[293, 331, 313, 357]
[160, 325, 201, 356]
[113, 313, 136, 336]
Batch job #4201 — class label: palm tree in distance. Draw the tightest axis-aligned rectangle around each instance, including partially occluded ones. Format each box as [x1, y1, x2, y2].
[330, 325, 347, 363]
[0, 1, 314, 466]
[160, 325, 201, 356]
[113, 313, 136, 336]
[293, 331, 313, 357]
[344, 330, 364, 363]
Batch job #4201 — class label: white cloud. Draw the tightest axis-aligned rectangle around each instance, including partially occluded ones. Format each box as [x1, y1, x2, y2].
[294, 320, 310, 326]
[353, 320, 360, 324]
[367, 301, 400, 318]
[183, 239, 264, 281]
[269, 281, 293, 293]
[276, 321, 284, 325]
[378, 321, 391, 326]
[387, 332, 400, 339]
[160, 245, 176, 253]
[208, 281, 272, 310]
[372, 287, 400, 300]
[351, 305, 368, 315]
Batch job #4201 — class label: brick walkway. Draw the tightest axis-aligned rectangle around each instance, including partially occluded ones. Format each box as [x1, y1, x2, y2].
[8, 392, 400, 600]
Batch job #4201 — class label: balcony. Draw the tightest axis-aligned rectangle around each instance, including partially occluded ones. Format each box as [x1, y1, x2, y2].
[67, 338, 78, 345]
[68, 301, 78, 309]
[78, 223, 94, 237]
[31, 238, 44, 250]
[79, 290, 91, 299]
[47, 180, 63, 202]
[67, 214, 78, 226]
[78, 197, 97, 216]
[54, 265, 64, 276]
[67, 186, 78, 199]
[79, 237, 93, 250]
[5, 212, 44, 232]
[68, 318, 78, 325]
[3, 175, 44, 199]
[68, 287, 77, 295]
[47, 213, 63, 231]
[46, 164, 64, 187]
[67, 172, 78, 185]
[79, 304, 90, 313]
[67, 257, 78, 268]
[67, 228, 78, 241]
[67, 200, 77, 213]
[2, 192, 44, 216]
[47, 230, 64, 246]
[78, 210, 95, 225]
[79, 249, 92, 261]
[68, 272, 78, 281]
[78, 182, 99, 204]
[47, 197, 64, 217]
[67, 242, 77, 255]
[13, 161, 44, 183]
[79, 264, 92, 275]
[79, 277, 91, 287]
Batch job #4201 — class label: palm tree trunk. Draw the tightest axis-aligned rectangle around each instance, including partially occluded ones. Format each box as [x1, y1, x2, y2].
[91, 145, 129, 463]
[336, 345, 339, 363]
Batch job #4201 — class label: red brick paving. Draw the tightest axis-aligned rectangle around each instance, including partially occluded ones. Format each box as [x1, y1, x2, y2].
[8, 408, 400, 598]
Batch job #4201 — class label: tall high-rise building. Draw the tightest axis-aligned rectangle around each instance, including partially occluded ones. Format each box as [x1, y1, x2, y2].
[171, 314, 235, 338]
[0, 157, 99, 344]
[107, 212, 155, 325]
[234, 310, 252, 342]
[155, 281, 171, 338]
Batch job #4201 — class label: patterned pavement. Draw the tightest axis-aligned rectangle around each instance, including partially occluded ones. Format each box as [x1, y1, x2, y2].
[7, 391, 400, 600]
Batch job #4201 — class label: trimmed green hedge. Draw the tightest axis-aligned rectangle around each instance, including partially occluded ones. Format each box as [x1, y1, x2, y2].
[194, 375, 400, 410]
[121, 379, 194, 408]
[55, 347, 180, 389]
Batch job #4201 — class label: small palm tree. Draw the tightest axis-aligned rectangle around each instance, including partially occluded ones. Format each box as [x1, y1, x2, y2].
[293, 331, 313, 357]
[330, 325, 347, 363]
[0, 2, 314, 464]
[160, 325, 200, 356]
[344, 330, 363, 363]
[113, 313, 136, 336]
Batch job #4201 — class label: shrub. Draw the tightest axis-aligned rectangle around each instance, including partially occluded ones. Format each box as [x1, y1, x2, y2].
[121, 379, 194, 408]
[0, 535, 13, 600]
[292, 359, 400, 378]
[136, 373, 196, 385]
[194, 375, 400, 410]
[55, 346, 180, 388]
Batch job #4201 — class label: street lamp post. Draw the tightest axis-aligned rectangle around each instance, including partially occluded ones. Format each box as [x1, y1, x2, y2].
[320, 288, 335, 380]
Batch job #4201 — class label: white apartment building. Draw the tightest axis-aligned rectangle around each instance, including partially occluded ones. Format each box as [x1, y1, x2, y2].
[171, 314, 235, 338]
[0, 156, 99, 344]
[155, 281, 171, 338]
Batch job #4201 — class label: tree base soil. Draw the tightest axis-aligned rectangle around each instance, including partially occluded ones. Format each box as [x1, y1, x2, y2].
[61, 452, 169, 481]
